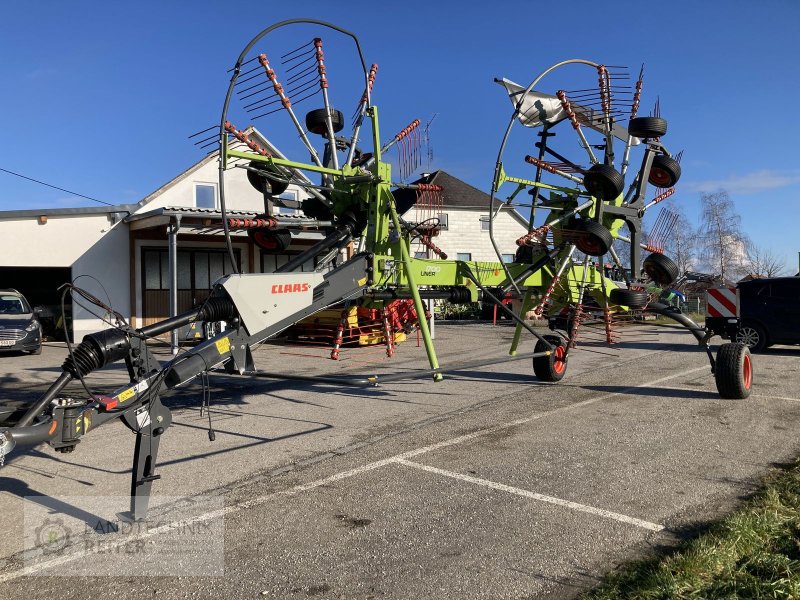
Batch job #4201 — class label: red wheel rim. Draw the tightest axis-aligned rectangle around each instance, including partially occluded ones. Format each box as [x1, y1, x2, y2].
[742, 353, 752, 390]
[578, 234, 602, 255]
[650, 168, 670, 186]
[553, 346, 566, 374]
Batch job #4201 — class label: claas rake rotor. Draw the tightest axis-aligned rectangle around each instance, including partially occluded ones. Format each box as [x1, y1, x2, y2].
[0, 22, 753, 520]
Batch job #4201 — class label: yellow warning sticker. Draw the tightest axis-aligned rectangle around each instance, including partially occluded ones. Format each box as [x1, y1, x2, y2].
[358, 277, 368, 286]
[215, 337, 231, 355]
[117, 387, 135, 404]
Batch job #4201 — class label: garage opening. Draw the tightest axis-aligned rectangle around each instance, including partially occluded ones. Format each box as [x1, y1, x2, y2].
[0, 267, 73, 341]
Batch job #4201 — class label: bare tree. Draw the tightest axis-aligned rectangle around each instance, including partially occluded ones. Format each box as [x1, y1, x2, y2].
[698, 191, 748, 281]
[744, 242, 788, 278]
[660, 200, 697, 276]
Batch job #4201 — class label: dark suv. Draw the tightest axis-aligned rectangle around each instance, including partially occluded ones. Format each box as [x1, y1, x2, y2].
[0, 289, 42, 355]
[734, 277, 800, 352]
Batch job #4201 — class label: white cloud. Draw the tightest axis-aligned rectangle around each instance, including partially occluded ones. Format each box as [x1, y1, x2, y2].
[683, 169, 800, 194]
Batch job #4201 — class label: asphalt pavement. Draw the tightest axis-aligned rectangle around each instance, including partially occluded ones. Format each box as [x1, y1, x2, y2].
[0, 323, 798, 599]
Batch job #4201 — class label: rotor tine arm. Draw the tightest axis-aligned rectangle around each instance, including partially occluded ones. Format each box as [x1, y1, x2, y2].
[524, 155, 583, 185]
[557, 90, 597, 165]
[257, 53, 323, 168]
[345, 63, 378, 167]
[621, 65, 644, 176]
[596, 65, 615, 166]
[313, 38, 338, 169]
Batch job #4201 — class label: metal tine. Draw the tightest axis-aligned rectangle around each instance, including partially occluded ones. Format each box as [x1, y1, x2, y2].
[198, 139, 219, 150]
[567, 86, 632, 93]
[291, 88, 321, 106]
[226, 56, 258, 73]
[235, 64, 266, 79]
[281, 40, 313, 60]
[235, 70, 268, 86]
[284, 53, 317, 73]
[250, 106, 284, 120]
[282, 47, 316, 65]
[286, 78, 320, 99]
[238, 82, 271, 99]
[286, 63, 318, 85]
[239, 86, 272, 102]
[188, 124, 217, 139]
[285, 70, 319, 89]
[244, 94, 281, 111]
[652, 97, 661, 118]
[244, 97, 282, 113]
[193, 133, 218, 146]
[237, 79, 271, 96]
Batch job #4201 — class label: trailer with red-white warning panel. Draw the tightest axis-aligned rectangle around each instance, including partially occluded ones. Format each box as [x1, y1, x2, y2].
[705, 286, 742, 340]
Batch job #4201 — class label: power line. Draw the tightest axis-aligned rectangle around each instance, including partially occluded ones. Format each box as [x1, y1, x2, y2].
[0, 166, 114, 207]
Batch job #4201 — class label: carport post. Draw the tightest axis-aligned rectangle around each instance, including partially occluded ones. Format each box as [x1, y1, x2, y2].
[168, 216, 181, 355]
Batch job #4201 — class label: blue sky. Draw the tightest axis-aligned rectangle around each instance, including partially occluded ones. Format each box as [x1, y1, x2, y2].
[2, 1, 799, 271]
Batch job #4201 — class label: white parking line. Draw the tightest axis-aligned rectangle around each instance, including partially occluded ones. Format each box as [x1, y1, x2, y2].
[753, 394, 800, 403]
[0, 366, 705, 581]
[396, 459, 664, 532]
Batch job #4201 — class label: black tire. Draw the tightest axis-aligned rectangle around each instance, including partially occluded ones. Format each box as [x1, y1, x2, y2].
[643, 252, 679, 286]
[246, 161, 290, 196]
[648, 154, 681, 187]
[305, 108, 344, 135]
[573, 220, 613, 256]
[515, 244, 534, 263]
[533, 335, 567, 382]
[30, 345, 42, 356]
[628, 116, 668, 138]
[301, 196, 334, 220]
[249, 228, 292, 253]
[715, 343, 752, 399]
[735, 321, 768, 352]
[583, 164, 624, 201]
[609, 287, 649, 308]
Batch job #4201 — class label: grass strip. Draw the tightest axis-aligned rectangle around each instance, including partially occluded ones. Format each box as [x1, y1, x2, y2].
[584, 460, 800, 599]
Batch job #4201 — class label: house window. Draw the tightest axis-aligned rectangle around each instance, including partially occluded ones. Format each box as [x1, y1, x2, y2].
[275, 190, 300, 215]
[437, 213, 448, 230]
[195, 183, 217, 209]
[456, 252, 472, 261]
[143, 248, 240, 291]
[480, 216, 490, 231]
[501, 254, 514, 263]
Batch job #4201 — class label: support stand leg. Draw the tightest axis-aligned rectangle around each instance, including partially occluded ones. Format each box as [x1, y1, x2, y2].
[123, 397, 172, 521]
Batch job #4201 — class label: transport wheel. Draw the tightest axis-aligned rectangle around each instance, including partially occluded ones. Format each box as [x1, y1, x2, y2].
[573, 220, 613, 257]
[609, 287, 649, 309]
[305, 108, 344, 135]
[583, 164, 624, 201]
[714, 343, 752, 399]
[643, 252, 679, 286]
[249, 229, 292, 253]
[648, 154, 681, 187]
[533, 335, 567, 382]
[628, 116, 667, 138]
[246, 161, 290, 196]
[735, 322, 768, 352]
[515, 244, 534, 263]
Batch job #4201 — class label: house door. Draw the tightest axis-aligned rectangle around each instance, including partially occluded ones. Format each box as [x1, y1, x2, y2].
[141, 247, 240, 333]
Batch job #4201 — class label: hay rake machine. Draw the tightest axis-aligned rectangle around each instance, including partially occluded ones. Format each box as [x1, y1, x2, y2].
[0, 20, 753, 520]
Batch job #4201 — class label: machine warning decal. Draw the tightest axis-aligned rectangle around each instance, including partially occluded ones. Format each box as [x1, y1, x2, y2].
[116, 387, 136, 404]
[215, 337, 231, 355]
